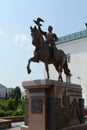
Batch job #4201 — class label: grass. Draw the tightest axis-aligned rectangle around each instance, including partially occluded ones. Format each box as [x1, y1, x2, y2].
[0, 99, 8, 107]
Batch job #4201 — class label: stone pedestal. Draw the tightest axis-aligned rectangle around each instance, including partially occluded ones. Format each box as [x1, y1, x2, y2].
[0, 119, 11, 129]
[21, 79, 85, 130]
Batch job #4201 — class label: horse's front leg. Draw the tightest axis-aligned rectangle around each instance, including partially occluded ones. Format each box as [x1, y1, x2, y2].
[27, 60, 31, 74]
[27, 56, 39, 74]
[45, 63, 50, 79]
[27, 58, 32, 74]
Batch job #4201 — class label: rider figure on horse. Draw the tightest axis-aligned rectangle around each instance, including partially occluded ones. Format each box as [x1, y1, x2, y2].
[39, 25, 58, 51]
[33, 18, 58, 59]
[28, 18, 71, 81]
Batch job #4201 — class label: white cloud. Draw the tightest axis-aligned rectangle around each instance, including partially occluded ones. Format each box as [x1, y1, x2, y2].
[13, 33, 34, 51]
[14, 34, 29, 43]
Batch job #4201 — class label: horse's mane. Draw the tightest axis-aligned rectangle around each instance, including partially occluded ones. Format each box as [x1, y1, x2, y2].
[30, 26, 45, 46]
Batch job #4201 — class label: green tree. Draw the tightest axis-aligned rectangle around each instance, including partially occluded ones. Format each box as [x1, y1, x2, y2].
[9, 86, 21, 99]
[9, 89, 15, 98]
[14, 86, 21, 99]
[7, 98, 15, 110]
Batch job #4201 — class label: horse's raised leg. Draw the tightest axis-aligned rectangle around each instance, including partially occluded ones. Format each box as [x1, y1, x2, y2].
[27, 56, 39, 74]
[27, 61, 31, 74]
[45, 63, 50, 79]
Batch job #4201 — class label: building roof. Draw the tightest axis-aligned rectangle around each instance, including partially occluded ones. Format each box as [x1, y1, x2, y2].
[56, 29, 87, 45]
[0, 84, 7, 89]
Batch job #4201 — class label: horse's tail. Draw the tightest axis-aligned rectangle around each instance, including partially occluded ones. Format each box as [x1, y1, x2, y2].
[63, 59, 71, 77]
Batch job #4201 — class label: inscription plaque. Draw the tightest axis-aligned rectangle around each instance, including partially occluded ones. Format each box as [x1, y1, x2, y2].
[31, 99, 42, 113]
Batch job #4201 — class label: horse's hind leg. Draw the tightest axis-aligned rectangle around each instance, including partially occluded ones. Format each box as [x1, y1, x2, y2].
[54, 64, 63, 82]
[58, 66, 63, 82]
[58, 73, 63, 82]
[45, 63, 50, 79]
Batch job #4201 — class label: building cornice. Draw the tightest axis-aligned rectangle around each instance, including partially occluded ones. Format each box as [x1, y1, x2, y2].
[56, 29, 87, 45]
[0, 84, 7, 89]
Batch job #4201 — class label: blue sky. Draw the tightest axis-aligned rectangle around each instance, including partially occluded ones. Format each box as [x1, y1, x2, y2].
[0, 0, 87, 90]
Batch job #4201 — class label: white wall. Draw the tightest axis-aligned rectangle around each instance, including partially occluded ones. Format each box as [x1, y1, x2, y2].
[69, 52, 87, 106]
[48, 37, 87, 106]
[57, 37, 87, 54]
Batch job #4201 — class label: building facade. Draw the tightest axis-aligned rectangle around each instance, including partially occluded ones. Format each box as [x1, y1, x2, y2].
[0, 84, 13, 98]
[48, 24, 87, 106]
[0, 84, 7, 98]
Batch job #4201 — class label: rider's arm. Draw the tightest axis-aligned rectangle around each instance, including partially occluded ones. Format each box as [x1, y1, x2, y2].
[53, 33, 58, 41]
[38, 25, 47, 36]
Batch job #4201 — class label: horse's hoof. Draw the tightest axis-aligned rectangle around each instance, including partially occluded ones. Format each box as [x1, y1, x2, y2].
[27, 69, 31, 74]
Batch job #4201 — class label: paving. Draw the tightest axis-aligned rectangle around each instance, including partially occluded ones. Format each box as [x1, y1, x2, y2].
[4, 121, 87, 130]
[5, 122, 24, 130]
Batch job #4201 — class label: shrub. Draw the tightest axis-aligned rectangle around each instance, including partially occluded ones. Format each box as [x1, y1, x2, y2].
[0, 109, 6, 117]
[0, 98, 25, 117]
[5, 110, 14, 116]
[7, 98, 15, 110]
[12, 110, 23, 116]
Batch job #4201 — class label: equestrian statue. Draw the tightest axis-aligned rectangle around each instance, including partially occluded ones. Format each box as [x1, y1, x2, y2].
[27, 18, 71, 81]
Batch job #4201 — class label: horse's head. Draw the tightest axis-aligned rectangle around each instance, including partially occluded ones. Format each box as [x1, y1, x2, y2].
[30, 26, 37, 36]
[30, 26, 44, 47]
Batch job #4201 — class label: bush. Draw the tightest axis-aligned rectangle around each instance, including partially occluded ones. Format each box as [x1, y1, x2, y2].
[5, 110, 14, 116]
[0, 98, 25, 117]
[7, 98, 15, 110]
[0, 99, 8, 110]
[12, 110, 23, 116]
[0, 109, 6, 117]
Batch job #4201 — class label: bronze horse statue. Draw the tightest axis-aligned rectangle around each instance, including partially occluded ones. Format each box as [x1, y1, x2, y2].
[27, 26, 71, 81]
